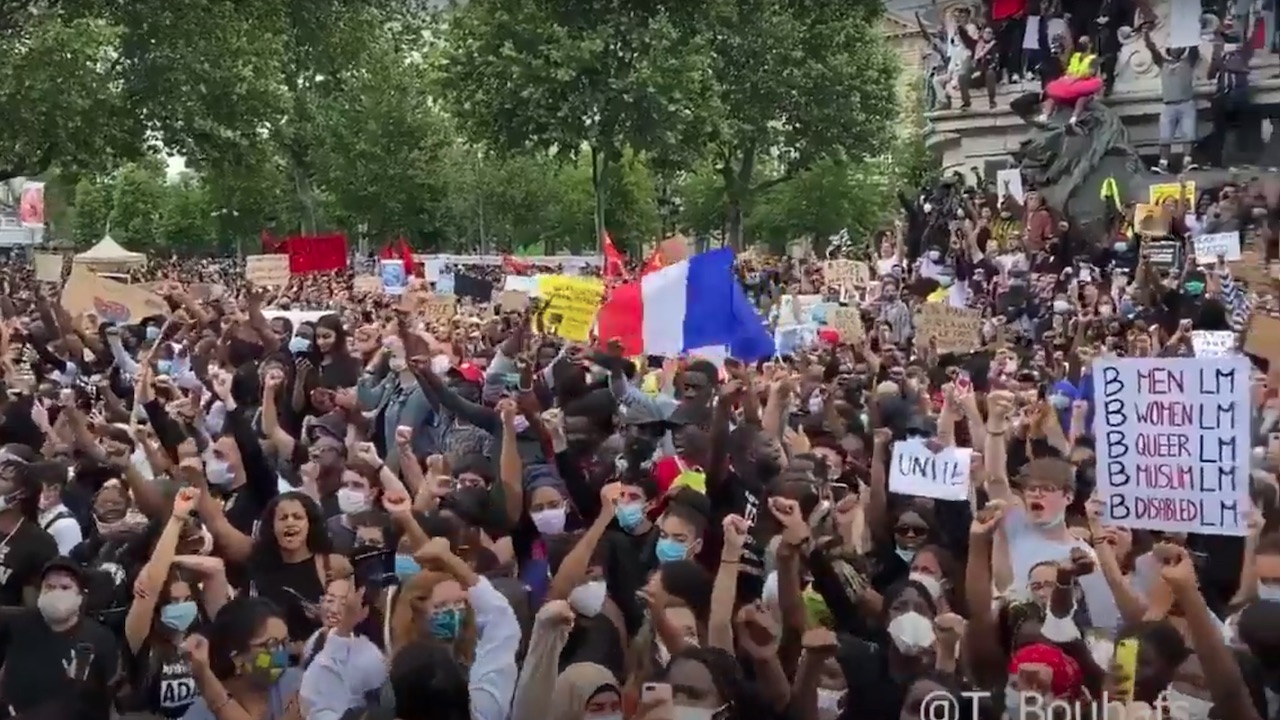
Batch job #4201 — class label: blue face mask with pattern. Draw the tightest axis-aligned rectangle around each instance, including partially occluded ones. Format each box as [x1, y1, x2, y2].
[289, 336, 312, 354]
[428, 607, 464, 640]
[156, 359, 174, 376]
[145, 326, 161, 342]
[655, 537, 689, 564]
[394, 554, 420, 581]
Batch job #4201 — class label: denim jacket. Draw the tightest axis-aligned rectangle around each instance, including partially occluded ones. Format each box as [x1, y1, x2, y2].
[357, 369, 437, 473]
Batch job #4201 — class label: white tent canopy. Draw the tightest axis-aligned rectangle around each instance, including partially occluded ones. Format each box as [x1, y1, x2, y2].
[73, 235, 146, 269]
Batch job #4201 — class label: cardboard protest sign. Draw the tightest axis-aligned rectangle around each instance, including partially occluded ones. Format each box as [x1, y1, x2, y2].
[888, 439, 973, 501]
[33, 253, 62, 283]
[1134, 204, 1168, 238]
[536, 276, 604, 342]
[353, 276, 381, 293]
[823, 260, 870, 291]
[380, 259, 408, 296]
[422, 295, 457, 325]
[245, 255, 291, 287]
[827, 307, 863, 342]
[1190, 330, 1236, 358]
[913, 304, 982, 354]
[1148, 182, 1195, 206]
[1244, 315, 1280, 364]
[499, 290, 529, 313]
[1230, 249, 1271, 287]
[61, 266, 168, 325]
[1192, 231, 1242, 264]
[1092, 358, 1250, 536]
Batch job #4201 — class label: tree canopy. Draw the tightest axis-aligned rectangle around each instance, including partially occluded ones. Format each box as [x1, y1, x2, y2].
[5, 0, 930, 258]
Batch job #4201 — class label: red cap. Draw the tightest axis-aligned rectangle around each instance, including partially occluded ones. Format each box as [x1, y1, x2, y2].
[453, 363, 484, 384]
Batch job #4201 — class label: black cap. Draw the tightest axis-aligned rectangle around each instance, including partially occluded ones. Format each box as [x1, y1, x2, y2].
[40, 557, 85, 590]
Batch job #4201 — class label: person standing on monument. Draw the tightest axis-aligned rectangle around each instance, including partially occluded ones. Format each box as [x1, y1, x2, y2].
[1143, 27, 1202, 172]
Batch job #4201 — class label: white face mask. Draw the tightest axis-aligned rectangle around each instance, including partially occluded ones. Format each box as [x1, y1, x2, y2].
[886, 611, 936, 655]
[38, 588, 82, 624]
[205, 454, 233, 487]
[388, 357, 408, 373]
[762, 571, 780, 608]
[430, 355, 452, 375]
[337, 487, 370, 515]
[909, 572, 943, 603]
[531, 507, 567, 535]
[567, 580, 608, 617]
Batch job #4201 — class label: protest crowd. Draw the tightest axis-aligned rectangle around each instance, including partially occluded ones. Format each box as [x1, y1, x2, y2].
[12, 4, 1280, 720]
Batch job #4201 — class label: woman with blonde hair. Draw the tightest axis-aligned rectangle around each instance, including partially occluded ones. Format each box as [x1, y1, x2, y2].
[384, 537, 521, 720]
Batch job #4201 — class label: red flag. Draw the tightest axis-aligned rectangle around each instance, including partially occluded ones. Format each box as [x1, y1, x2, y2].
[602, 231, 628, 280]
[641, 246, 665, 276]
[503, 255, 533, 275]
[286, 233, 349, 274]
[397, 236, 418, 276]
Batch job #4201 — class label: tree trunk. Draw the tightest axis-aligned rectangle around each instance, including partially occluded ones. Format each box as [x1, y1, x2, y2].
[591, 145, 608, 253]
[727, 201, 745, 251]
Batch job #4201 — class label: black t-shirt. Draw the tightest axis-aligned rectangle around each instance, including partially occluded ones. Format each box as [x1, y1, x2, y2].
[248, 555, 329, 642]
[602, 527, 657, 636]
[0, 520, 58, 606]
[130, 640, 198, 719]
[0, 610, 119, 720]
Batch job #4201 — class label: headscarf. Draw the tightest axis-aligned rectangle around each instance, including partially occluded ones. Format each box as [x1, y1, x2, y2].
[1008, 642, 1084, 699]
[550, 662, 618, 720]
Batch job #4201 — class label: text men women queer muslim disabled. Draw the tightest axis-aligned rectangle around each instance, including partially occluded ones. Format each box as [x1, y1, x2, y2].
[1094, 358, 1251, 536]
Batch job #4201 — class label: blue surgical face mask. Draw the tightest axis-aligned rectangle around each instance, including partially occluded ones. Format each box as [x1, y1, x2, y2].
[1049, 393, 1071, 410]
[145, 326, 161, 342]
[1114, 241, 1129, 253]
[288, 336, 312, 354]
[156, 359, 174, 376]
[655, 537, 689, 564]
[394, 553, 420, 581]
[895, 547, 916, 564]
[614, 502, 646, 532]
[1259, 583, 1280, 601]
[428, 607, 464, 640]
[938, 276, 953, 288]
[160, 600, 198, 632]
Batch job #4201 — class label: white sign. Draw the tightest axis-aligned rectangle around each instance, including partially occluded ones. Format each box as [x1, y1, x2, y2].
[1167, 0, 1203, 48]
[1190, 330, 1237, 358]
[1092, 357, 1250, 536]
[380, 259, 408, 296]
[1193, 231, 1242, 264]
[996, 169, 1025, 204]
[888, 439, 973, 501]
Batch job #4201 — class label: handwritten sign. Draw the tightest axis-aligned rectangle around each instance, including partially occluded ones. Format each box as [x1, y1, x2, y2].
[61, 266, 168, 325]
[245, 255, 290, 287]
[536, 275, 604, 342]
[1093, 358, 1250, 536]
[1134, 204, 1169, 238]
[1190, 331, 1236, 358]
[1149, 182, 1195, 207]
[827, 307, 863, 342]
[33, 253, 62, 283]
[913, 304, 982, 354]
[353, 276, 380, 293]
[1192, 231, 1242, 264]
[823, 260, 870, 291]
[499, 290, 529, 312]
[1144, 239, 1181, 271]
[888, 439, 973, 501]
[422, 295, 457, 324]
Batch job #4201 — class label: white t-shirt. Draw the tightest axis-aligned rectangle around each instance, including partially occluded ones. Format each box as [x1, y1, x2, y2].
[1003, 507, 1123, 633]
[38, 504, 83, 555]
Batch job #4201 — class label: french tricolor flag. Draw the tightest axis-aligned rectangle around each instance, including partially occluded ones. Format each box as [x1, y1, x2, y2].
[596, 248, 774, 360]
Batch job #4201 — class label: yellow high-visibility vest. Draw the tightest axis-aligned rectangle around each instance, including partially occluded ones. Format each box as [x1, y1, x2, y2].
[1067, 52, 1096, 78]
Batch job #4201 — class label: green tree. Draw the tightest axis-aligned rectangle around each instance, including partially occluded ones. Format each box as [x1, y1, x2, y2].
[0, 7, 142, 180]
[690, 0, 900, 249]
[107, 159, 169, 251]
[439, 0, 713, 248]
[156, 174, 222, 255]
[68, 177, 114, 248]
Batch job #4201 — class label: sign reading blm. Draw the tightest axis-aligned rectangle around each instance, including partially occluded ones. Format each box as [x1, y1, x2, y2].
[1093, 358, 1250, 536]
